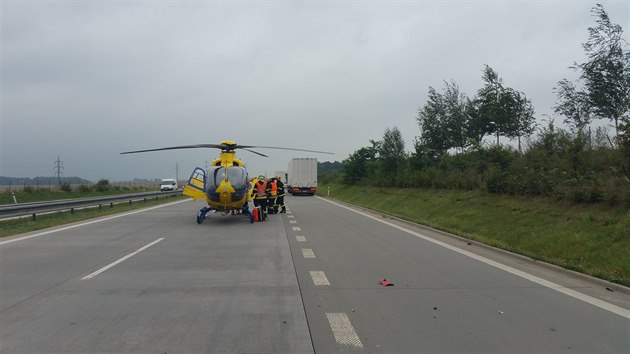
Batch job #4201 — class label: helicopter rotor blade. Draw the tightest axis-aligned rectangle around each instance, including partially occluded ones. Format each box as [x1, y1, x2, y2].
[237, 145, 334, 155]
[121, 142, 334, 155]
[120, 144, 224, 154]
[241, 148, 269, 157]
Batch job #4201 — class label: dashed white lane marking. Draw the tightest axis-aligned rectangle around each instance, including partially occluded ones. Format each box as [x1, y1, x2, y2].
[0, 200, 189, 247]
[289, 220, 297, 224]
[288, 215, 295, 218]
[326, 313, 364, 348]
[292, 226, 301, 231]
[318, 197, 630, 320]
[301, 248, 315, 258]
[310, 271, 330, 286]
[82, 238, 164, 280]
[296, 236, 307, 242]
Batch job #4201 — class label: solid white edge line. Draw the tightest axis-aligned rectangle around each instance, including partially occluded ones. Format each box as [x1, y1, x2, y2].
[81, 238, 164, 280]
[317, 196, 630, 319]
[0, 199, 190, 246]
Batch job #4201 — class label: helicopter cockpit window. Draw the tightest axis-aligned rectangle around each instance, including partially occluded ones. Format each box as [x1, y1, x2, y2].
[206, 167, 220, 191]
[226, 167, 247, 190]
[207, 166, 247, 192]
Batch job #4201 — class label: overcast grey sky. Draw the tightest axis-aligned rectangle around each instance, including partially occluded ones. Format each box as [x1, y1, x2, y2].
[1, 1, 628, 181]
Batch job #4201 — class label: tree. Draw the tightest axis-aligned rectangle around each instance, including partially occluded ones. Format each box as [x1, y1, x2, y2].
[318, 161, 344, 174]
[578, 4, 630, 139]
[417, 81, 470, 156]
[465, 97, 491, 148]
[504, 88, 536, 154]
[95, 179, 110, 192]
[476, 65, 507, 146]
[553, 78, 592, 134]
[417, 86, 451, 158]
[476, 65, 535, 149]
[342, 143, 378, 185]
[442, 80, 470, 153]
[378, 127, 406, 177]
[409, 137, 435, 170]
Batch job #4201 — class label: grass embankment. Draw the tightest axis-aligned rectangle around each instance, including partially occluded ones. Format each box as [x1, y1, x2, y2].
[320, 183, 630, 286]
[0, 194, 186, 238]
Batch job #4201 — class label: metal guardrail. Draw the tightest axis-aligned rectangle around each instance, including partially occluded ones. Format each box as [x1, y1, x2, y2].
[0, 190, 182, 220]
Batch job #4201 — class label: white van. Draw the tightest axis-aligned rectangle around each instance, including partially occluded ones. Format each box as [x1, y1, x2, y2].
[160, 178, 178, 191]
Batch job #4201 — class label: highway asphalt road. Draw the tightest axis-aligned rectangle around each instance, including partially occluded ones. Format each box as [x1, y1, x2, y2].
[0, 195, 628, 353]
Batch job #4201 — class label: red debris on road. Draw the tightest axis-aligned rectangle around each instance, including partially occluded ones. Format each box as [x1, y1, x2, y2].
[378, 278, 394, 287]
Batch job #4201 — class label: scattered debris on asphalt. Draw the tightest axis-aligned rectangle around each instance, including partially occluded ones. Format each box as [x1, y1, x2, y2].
[378, 278, 394, 287]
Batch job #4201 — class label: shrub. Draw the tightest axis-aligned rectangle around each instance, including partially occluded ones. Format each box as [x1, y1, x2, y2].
[444, 169, 479, 190]
[95, 179, 110, 192]
[319, 172, 343, 185]
[483, 145, 518, 170]
[78, 184, 92, 192]
[602, 178, 630, 207]
[485, 166, 509, 194]
[60, 183, 72, 192]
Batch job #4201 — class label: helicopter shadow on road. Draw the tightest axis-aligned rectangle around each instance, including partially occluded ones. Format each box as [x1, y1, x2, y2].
[192, 211, 281, 226]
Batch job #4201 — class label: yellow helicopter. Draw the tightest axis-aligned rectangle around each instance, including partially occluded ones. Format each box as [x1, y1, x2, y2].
[121, 139, 332, 223]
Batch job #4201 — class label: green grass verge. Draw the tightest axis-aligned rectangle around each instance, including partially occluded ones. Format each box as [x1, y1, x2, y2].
[0, 187, 160, 205]
[0, 194, 187, 238]
[320, 183, 630, 286]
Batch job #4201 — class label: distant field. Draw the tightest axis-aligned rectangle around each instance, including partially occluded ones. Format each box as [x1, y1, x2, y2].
[0, 181, 159, 193]
[319, 183, 630, 287]
[0, 185, 161, 205]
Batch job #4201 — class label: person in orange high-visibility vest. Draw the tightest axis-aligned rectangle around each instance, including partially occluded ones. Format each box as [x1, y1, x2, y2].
[253, 176, 268, 220]
[267, 177, 278, 214]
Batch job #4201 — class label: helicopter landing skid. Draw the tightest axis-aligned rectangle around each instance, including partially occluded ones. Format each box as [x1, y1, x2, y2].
[196, 207, 211, 224]
[197, 206, 254, 224]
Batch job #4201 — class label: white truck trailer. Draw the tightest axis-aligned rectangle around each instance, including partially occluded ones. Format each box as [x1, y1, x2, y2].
[287, 158, 317, 195]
